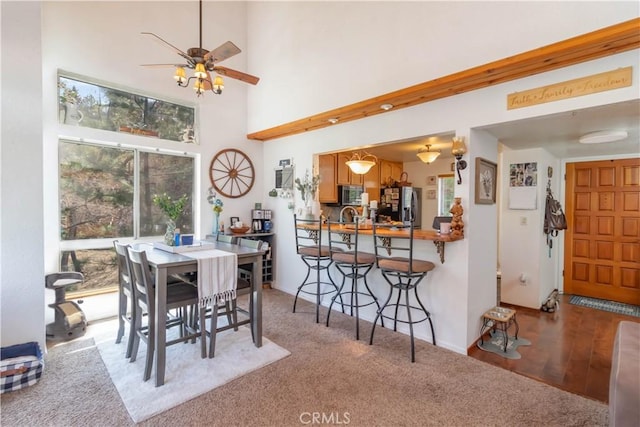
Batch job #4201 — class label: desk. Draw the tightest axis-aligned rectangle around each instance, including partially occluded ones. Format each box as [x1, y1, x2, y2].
[132, 241, 264, 387]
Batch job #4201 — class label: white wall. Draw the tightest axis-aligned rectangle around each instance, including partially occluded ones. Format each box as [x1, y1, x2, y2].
[499, 148, 560, 309]
[247, 1, 639, 133]
[1, 2, 46, 347]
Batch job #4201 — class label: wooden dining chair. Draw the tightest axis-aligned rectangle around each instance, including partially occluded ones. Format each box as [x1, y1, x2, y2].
[216, 234, 237, 244]
[233, 238, 263, 330]
[209, 237, 262, 352]
[127, 247, 203, 379]
[113, 241, 136, 358]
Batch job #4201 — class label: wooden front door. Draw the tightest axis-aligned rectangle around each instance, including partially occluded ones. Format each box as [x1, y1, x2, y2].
[564, 158, 640, 305]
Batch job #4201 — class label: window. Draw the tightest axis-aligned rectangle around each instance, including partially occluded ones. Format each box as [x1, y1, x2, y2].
[438, 174, 455, 216]
[59, 140, 195, 295]
[58, 74, 195, 143]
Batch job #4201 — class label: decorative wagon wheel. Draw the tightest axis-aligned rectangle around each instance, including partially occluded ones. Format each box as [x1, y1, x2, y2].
[209, 149, 255, 198]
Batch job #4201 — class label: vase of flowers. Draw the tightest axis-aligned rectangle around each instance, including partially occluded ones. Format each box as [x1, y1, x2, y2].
[295, 170, 320, 219]
[207, 187, 224, 235]
[153, 193, 189, 246]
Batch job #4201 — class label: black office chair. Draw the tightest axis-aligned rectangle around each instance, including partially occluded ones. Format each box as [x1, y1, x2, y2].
[370, 221, 436, 362]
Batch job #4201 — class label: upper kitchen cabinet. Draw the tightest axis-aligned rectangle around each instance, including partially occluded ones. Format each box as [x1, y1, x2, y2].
[318, 153, 338, 203]
[337, 153, 364, 186]
[379, 160, 403, 186]
[363, 162, 380, 205]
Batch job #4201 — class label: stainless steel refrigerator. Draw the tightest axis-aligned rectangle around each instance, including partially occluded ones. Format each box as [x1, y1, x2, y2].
[379, 187, 422, 228]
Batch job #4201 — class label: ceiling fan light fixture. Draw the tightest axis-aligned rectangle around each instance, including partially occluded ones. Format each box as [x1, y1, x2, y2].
[193, 79, 205, 95]
[416, 144, 441, 164]
[346, 152, 377, 175]
[212, 75, 224, 95]
[194, 63, 207, 79]
[141, 0, 259, 97]
[174, 67, 187, 84]
[578, 130, 628, 144]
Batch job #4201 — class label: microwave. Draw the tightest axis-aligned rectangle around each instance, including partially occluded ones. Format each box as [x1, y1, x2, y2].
[338, 185, 364, 206]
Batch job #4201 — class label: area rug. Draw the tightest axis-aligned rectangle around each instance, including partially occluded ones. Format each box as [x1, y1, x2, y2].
[477, 330, 531, 360]
[569, 295, 640, 318]
[95, 326, 290, 423]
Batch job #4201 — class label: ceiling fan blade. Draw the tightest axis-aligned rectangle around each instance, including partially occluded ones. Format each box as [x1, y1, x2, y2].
[213, 66, 260, 85]
[141, 32, 194, 64]
[202, 71, 213, 92]
[141, 63, 188, 68]
[204, 41, 241, 64]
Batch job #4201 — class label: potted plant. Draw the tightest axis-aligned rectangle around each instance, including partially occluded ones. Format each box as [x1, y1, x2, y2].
[206, 187, 224, 234]
[153, 193, 189, 245]
[295, 170, 320, 218]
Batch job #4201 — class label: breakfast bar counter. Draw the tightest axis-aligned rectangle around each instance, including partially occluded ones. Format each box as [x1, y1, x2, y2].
[298, 222, 463, 263]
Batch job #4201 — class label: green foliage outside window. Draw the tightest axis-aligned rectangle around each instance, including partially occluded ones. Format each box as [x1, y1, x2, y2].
[58, 75, 195, 143]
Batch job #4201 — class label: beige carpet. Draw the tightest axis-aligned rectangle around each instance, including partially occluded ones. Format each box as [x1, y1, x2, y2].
[1, 289, 608, 426]
[95, 322, 290, 423]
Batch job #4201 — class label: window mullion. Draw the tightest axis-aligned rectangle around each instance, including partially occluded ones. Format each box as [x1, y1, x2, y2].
[133, 149, 141, 239]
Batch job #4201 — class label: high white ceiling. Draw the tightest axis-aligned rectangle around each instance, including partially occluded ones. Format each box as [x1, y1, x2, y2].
[362, 99, 639, 163]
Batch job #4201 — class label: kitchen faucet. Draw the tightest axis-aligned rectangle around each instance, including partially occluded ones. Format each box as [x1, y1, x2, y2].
[339, 206, 359, 223]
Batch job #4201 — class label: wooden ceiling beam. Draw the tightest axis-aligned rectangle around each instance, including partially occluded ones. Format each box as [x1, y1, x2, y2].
[247, 18, 640, 142]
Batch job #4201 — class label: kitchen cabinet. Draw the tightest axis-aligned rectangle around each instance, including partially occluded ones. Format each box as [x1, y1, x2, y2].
[379, 160, 403, 186]
[363, 162, 380, 206]
[318, 153, 338, 203]
[337, 153, 364, 186]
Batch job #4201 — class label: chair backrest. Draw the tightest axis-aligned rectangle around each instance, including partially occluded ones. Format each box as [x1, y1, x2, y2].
[372, 221, 417, 273]
[127, 248, 155, 315]
[326, 218, 362, 256]
[294, 214, 324, 257]
[113, 241, 132, 292]
[238, 238, 263, 250]
[216, 234, 237, 244]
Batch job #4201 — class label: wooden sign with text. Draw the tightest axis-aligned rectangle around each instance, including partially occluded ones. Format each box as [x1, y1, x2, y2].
[507, 67, 632, 110]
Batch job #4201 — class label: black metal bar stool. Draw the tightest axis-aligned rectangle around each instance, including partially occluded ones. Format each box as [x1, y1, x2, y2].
[369, 221, 436, 362]
[326, 218, 383, 340]
[292, 214, 342, 323]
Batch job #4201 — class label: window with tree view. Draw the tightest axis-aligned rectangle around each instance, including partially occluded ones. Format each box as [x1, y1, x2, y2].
[59, 140, 195, 296]
[58, 75, 195, 143]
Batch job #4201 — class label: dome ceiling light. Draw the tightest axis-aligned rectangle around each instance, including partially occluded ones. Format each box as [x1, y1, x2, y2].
[416, 144, 441, 164]
[578, 130, 628, 144]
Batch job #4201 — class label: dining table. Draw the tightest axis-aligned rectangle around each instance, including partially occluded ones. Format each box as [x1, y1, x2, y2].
[132, 240, 265, 387]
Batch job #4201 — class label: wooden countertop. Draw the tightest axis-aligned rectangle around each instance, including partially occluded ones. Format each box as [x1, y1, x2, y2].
[300, 223, 463, 242]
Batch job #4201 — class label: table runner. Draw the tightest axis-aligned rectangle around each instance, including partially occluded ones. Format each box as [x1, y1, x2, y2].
[184, 249, 238, 307]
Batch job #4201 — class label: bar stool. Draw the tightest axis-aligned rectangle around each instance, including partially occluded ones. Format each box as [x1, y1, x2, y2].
[293, 214, 342, 323]
[326, 218, 383, 340]
[369, 221, 436, 362]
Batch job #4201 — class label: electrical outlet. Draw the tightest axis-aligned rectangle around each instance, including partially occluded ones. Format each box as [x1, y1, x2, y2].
[520, 216, 527, 225]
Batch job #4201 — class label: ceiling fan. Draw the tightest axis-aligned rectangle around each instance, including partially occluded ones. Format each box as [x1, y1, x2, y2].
[141, 0, 259, 96]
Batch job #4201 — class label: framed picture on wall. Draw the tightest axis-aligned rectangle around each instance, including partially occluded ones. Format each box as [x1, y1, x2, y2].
[475, 157, 497, 204]
[426, 189, 436, 199]
[426, 175, 437, 186]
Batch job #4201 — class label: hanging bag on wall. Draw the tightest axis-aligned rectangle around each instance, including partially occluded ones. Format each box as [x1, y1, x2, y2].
[544, 190, 567, 236]
[543, 168, 567, 252]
